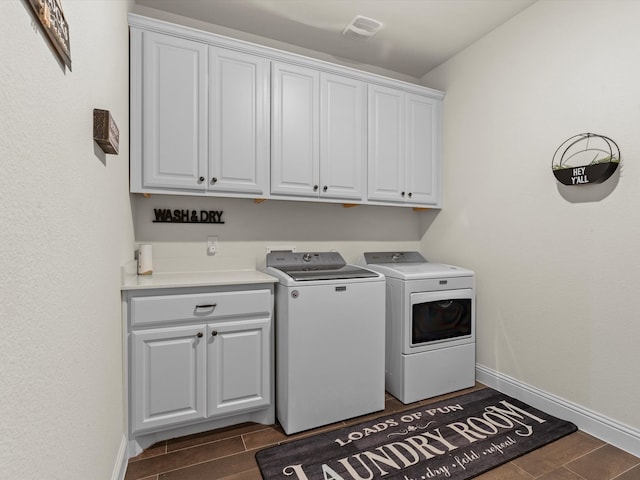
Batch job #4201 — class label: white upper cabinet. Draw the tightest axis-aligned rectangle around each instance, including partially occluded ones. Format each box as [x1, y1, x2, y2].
[405, 93, 440, 205]
[131, 29, 269, 197]
[209, 49, 270, 195]
[271, 63, 366, 200]
[320, 73, 366, 200]
[367, 85, 405, 203]
[368, 85, 441, 206]
[129, 15, 443, 208]
[271, 62, 320, 197]
[139, 31, 208, 191]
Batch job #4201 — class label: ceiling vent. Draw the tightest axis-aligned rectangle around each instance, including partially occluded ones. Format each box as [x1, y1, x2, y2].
[342, 15, 383, 40]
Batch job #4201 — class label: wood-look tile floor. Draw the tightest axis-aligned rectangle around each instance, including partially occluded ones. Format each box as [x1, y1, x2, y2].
[125, 384, 640, 480]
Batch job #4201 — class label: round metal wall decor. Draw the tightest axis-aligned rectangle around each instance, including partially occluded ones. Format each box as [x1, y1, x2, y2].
[552, 133, 620, 185]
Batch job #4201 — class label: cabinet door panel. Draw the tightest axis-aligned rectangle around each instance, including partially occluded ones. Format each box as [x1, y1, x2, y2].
[142, 32, 208, 190]
[210, 49, 270, 195]
[207, 318, 271, 415]
[405, 93, 440, 205]
[131, 326, 206, 433]
[320, 73, 366, 200]
[368, 85, 405, 202]
[271, 62, 319, 197]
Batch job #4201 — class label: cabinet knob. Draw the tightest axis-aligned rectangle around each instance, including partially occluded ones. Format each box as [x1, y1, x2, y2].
[323, 186, 328, 192]
[313, 185, 318, 192]
[408, 192, 412, 198]
[211, 177, 218, 184]
[401, 191, 405, 197]
[197, 332, 203, 338]
[199, 176, 205, 183]
[211, 331, 218, 337]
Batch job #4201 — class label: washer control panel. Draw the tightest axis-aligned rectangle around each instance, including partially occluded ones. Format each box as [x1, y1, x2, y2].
[267, 251, 346, 270]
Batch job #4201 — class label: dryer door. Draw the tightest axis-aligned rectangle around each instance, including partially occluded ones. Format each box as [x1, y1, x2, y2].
[406, 288, 474, 353]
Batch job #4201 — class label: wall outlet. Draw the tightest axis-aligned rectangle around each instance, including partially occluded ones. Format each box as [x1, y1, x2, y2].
[207, 236, 219, 256]
[266, 245, 296, 254]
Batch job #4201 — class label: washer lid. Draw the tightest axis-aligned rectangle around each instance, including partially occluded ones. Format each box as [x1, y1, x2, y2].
[283, 265, 379, 281]
[266, 251, 379, 281]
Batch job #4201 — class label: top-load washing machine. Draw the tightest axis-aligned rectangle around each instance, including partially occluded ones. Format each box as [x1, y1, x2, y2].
[265, 251, 386, 434]
[362, 251, 476, 404]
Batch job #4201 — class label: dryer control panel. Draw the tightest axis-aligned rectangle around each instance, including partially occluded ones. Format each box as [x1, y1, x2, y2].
[364, 251, 427, 264]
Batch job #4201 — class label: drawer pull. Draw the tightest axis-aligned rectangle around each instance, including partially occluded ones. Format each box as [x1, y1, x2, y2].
[211, 330, 218, 337]
[195, 303, 217, 310]
[196, 332, 203, 338]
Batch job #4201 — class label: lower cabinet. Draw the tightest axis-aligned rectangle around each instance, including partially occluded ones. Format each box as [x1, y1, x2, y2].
[125, 285, 274, 445]
[132, 325, 207, 432]
[207, 318, 271, 415]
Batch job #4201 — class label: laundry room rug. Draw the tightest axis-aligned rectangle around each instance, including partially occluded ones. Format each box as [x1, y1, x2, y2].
[255, 387, 577, 480]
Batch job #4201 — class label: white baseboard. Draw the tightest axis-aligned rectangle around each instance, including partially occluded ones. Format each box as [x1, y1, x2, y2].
[476, 364, 640, 457]
[111, 434, 128, 480]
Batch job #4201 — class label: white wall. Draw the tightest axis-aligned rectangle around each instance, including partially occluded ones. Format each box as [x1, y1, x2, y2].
[132, 195, 430, 270]
[130, 4, 421, 84]
[422, 0, 640, 433]
[0, 1, 133, 478]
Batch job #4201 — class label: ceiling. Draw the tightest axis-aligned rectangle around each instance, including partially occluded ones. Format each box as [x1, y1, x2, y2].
[134, 0, 536, 79]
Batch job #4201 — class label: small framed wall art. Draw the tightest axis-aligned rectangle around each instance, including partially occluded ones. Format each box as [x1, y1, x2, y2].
[552, 133, 620, 186]
[93, 109, 120, 154]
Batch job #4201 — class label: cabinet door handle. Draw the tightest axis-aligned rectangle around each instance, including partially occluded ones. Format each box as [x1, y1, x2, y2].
[194, 304, 217, 316]
[195, 303, 217, 310]
[408, 192, 412, 198]
[198, 176, 205, 183]
[401, 191, 406, 197]
[211, 330, 218, 337]
[211, 177, 218, 184]
[323, 186, 328, 192]
[313, 185, 318, 192]
[196, 332, 203, 338]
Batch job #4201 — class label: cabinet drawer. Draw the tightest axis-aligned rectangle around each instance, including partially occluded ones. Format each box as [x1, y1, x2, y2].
[130, 290, 272, 327]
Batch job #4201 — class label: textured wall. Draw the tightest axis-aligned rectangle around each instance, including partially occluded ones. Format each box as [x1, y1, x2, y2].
[0, 1, 134, 478]
[421, 0, 640, 432]
[132, 195, 430, 270]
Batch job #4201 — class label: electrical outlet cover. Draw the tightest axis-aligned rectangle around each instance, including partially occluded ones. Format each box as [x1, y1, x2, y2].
[207, 236, 219, 256]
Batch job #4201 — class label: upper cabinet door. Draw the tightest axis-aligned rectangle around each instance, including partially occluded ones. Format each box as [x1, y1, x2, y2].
[142, 32, 208, 190]
[271, 62, 320, 197]
[320, 73, 366, 201]
[368, 86, 442, 207]
[405, 93, 441, 205]
[367, 84, 405, 202]
[209, 49, 270, 195]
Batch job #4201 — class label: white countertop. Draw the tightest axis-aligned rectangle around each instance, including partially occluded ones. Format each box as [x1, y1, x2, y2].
[121, 261, 277, 291]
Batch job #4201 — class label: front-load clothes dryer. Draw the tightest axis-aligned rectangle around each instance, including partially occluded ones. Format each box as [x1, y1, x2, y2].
[265, 251, 385, 434]
[362, 251, 476, 404]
